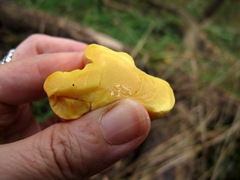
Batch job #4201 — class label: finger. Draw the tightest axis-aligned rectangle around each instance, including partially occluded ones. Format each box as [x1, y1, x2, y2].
[0, 99, 151, 179]
[0, 52, 87, 105]
[13, 34, 87, 61]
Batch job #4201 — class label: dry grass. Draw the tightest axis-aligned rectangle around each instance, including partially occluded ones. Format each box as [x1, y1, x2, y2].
[91, 51, 240, 179]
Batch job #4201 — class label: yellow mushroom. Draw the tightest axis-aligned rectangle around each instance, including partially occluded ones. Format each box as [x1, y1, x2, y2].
[44, 44, 175, 120]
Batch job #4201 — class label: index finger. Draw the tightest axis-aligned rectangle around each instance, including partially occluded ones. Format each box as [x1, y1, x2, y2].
[0, 52, 87, 105]
[13, 34, 87, 61]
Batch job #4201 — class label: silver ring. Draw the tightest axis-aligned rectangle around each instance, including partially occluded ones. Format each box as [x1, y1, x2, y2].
[1, 49, 15, 65]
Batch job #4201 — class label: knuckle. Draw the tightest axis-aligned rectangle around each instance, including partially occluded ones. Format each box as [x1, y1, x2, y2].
[49, 124, 85, 179]
[26, 34, 45, 42]
[36, 123, 98, 179]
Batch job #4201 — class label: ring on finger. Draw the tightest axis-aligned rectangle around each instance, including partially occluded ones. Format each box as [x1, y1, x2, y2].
[1, 49, 15, 65]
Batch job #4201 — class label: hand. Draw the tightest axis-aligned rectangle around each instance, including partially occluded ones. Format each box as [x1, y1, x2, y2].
[0, 34, 151, 179]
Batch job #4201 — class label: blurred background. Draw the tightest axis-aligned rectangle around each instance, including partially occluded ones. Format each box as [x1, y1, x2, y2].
[0, 0, 239, 179]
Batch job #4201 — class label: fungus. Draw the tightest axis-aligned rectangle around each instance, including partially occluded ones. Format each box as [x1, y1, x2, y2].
[44, 44, 175, 120]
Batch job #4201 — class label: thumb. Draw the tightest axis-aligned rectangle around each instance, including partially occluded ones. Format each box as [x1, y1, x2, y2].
[0, 99, 150, 180]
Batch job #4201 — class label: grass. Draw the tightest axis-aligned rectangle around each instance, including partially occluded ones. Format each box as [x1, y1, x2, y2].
[10, 0, 183, 54]
[32, 98, 53, 121]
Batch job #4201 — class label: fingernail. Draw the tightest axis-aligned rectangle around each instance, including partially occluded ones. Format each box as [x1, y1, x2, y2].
[101, 99, 150, 145]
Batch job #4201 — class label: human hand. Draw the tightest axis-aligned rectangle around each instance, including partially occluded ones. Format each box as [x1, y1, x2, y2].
[0, 34, 151, 179]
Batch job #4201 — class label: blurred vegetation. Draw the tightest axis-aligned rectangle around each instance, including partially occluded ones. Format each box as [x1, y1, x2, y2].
[2, 0, 240, 179]
[10, 0, 240, 56]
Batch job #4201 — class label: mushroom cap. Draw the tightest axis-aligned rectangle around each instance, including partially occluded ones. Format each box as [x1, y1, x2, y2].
[44, 44, 175, 120]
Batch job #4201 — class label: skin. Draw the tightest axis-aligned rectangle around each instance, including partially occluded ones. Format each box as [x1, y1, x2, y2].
[0, 34, 151, 179]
